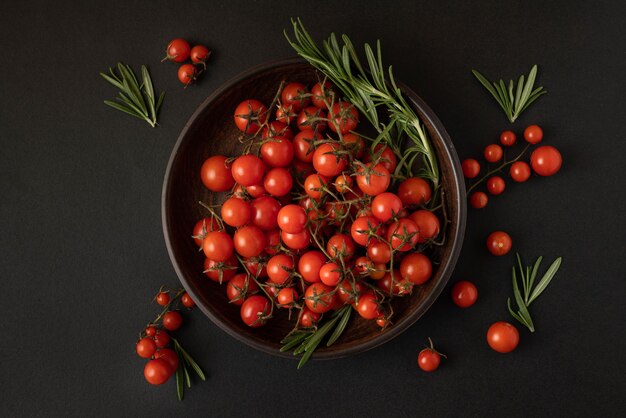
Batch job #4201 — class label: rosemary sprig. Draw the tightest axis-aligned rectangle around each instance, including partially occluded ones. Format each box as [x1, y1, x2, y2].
[280, 305, 351, 369]
[472, 65, 546, 123]
[285, 18, 440, 188]
[100, 63, 165, 128]
[507, 253, 562, 332]
[172, 338, 206, 400]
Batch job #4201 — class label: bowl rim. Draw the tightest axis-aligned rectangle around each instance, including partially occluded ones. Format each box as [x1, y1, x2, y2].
[162, 57, 466, 360]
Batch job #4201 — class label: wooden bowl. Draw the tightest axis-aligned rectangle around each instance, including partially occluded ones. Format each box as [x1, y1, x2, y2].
[162, 58, 466, 360]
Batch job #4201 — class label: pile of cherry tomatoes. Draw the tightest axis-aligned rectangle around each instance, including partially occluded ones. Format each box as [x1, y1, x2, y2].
[195, 80, 443, 332]
[162, 38, 211, 86]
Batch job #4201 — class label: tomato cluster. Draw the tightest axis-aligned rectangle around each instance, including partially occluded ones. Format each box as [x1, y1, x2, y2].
[162, 38, 211, 86]
[196, 80, 443, 331]
[463, 124, 563, 209]
[136, 288, 195, 385]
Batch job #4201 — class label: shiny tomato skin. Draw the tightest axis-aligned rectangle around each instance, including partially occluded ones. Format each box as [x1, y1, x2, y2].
[371, 192, 403, 222]
[192, 217, 219, 247]
[304, 173, 329, 200]
[234, 100, 268, 134]
[177, 64, 197, 85]
[451, 281, 478, 308]
[304, 283, 336, 314]
[326, 234, 356, 260]
[397, 177, 432, 206]
[203, 256, 238, 283]
[277, 204, 307, 234]
[400, 252, 432, 284]
[486, 176, 506, 195]
[342, 133, 365, 158]
[233, 225, 266, 258]
[293, 130, 321, 163]
[337, 280, 364, 304]
[462, 158, 481, 179]
[500, 130, 517, 146]
[408, 210, 440, 243]
[297, 106, 327, 132]
[190, 45, 210, 63]
[260, 137, 294, 168]
[276, 288, 298, 307]
[484, 144, 503, 163]
[281, 229, 311, 250]
[531, 146, 562, 176]
[469, 191, 488, 209]
[250, 196, 281, 230]
[524, 125, 543, 144]
[202, 230, 234, 262]
[386, 218, 419, 252]
[144, 359, 172, 385]
[313, 143, 346, 177]
[266, 254, 294, 286]
[310, 81, 334, 109]
[181, 293, 195, 308]
[226, 273, 259, 305]
[240, 295, 271, 327]
[350, 216, 380, 246]
[200, 155, 235, 192]
[231, 154, 265, 187]
[486, 231, 512, 256]
[319, 262, 342, 286]
[164, 38, 190, 63]
[365, 144, 397, 173]
[298, 250, 326, 283]
[221, 197, 252, 227]
[153, 348, 179, 374]
[418, 349, 441, 372]
[487, 322, 520, 353]
[264, 167, 293, 197]
[262, 121, 294, 140]
[356, 163, 390, 196]
[162, 311, 183, 331]
[299, 307, 321, 327]
[328, 101, 359, 134]
[510, 161, 531, 182]
[136, 337, 157, 359]
[281, 82, 309, 112]
[153, 330, 170, 348]
[356, 292, 381, 319]
[366, 240, 392, 264]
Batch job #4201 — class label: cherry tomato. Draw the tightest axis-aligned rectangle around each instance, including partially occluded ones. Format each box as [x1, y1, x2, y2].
[356, 163, 390, 196]
[487, 321, 520, 353]
[304, 283, 336, 314]
[365, 144, 397, 173]
[281, 229, 311, 250]
[136, 337, 157, 358]
[418, 340, 443, 372]
[153, 348, 179, 374]
[276, 288, 298, 308]
[500, 130, 517, 146]
[386, 218, 419, 251]
[226, 273, 259, 305]
[297, 106, 327, 132]
[397, 177, 432, 206]
[451, 281, 478, 308]
[299, 307, 321, 327]
[400, 252, 432, 284]
[192, 218, 219, 247]
[293, 130, 321, 163]
[260, 137, 294, 168]
[371, 192, 403, 222]
[350, 216, 380, 246]
[312, 143, 346, 177]
[221, 197, 252, 227]
[262, 121, 293, 140]
[277, 204, 307, 233]
[190, 45, 210, 64]
[162, 311, 183, 331]
[267, 254, 294, 285]
[233, 225, 266, 258]
[281, 82, 310, 112]
[486, 231, 512, 256]
[241, 183, 267, 198]
[203, 230, 234, 262]
[276, 104, 297, 125]
[153, 330, 170, 348]
[377, 270, 413, 296]
[144, 359, 172, 385]
[250, 196, 280, 231]
[200, 155, 235, 192]
[337, 280, 364, 304]
[342, 133, 365, 158]
[303, 173, 329, 200]
[298, 250, 326, 283]
[530, 146, 562, 176]
[178, 64, 197, 86]
[310, 81, 334, 109]
[234, 100, 268, 134]
[333, 173, 353, 193]
[356, 292, 381, 319]
[486, 176, 506, 195]
[231, 154, 265, 186]
[367, 240, 392, 264]
[163, 38, 190, 63]
[244, 258, 267, 277]
[484, 144, 503, 163]
[328, 101, 359, 134]
[462, 158, 481, 179]
[510, 161, 531, 182]
[240, 295, 271, 327]
[408, 210, 440, 243]
[524, 124, 543, 144]
[469, 191, 488, 209]
[319, 262, 342, 286]
[326, 234, 355, 260]
[203, 256, 238, 283]
[156, 292, 170, 306]
[264, 167, 293, 197]
[145, 326, 157, 337]
[181, 293, 195, 308]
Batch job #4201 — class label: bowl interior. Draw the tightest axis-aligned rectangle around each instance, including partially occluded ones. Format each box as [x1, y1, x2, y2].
[162, 59, 466, 359]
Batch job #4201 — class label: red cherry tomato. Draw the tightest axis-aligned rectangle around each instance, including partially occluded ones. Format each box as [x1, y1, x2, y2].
[276, 288, 298, 308]
[418, 340, 444, 372]
[177, 64, 198, 86]
[342, 133, 365, 158]
[281, 82, 310, 112]
[319, 262, 342, 286]
[163, 38, 190, 63]
[277, 204, 307, 233]
[462, 158, 481, 179]
[260, 137, 294, 168]
[469, 191, 488, 209]
[486, 231, 512, 256]
[192, 217, 219, 247]
[531, 146, 562, 176]
[408, 210, 440, 243]
[200, 155, 235, 192]
[190, 45, 210, 64]
[153, 348, 179, 374]
[350, 216, 380, 246]
[293, 130, 321, 163]
[524, 125, 543, 144]
[233, 225, 266, 258]
[397, 177, 432, 206]
[153, 330, 170, 348]
[484, 144, 503, 163]
[144, 359, 172, 385]
[356, 292, 381, 319]
[181, 293, 195, 308]
[310, 81, 334, 109]
[303, 173, 329, 200]
[266, 254, 294, 286]
[203, 256, 238, 283]
[221, 197, 252, 227]
[145, 326, 156, 337]
[312, 142, 346, 177]
[156, 292, 170, 306]
[451, 281, 478, 308]
[226, 273, 259, 305]
[304, 283, 335, 314]
[487, 321, 520, 353]
[136, 337, 157, 358]
[297, 106, 327, 132]
[365, 144, 397, 173]
[202, 230, 234, 262]
[234, 100, 268, 134]
[298, 250, 326, 283]
[240, 295, 271, 327]
[486, 176, 506, 195]
[250, 196, 280, 231]
[281, 229, 311, 250]
[162, 311, 183, 331]
[299, 307, 321, 327]
[366, 240, 392, 264]
[371, 192, 403, 222]
[386, 218, 419, 252]
[264, 167, 293, 197]
[326, 234, 356, 260]
[328, 101, 359, 134]
[231, 154, 265, 186]
[500, 130, 517, 146]
[356, 163, 390, 196]
[400, 252, 432, 284]
[510, 161, 531, 182]
[262, 121, 293, 140]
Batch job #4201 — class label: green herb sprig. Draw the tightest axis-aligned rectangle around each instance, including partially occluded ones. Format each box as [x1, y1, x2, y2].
[508, 253, 562, 332]
[472, 65, 546, 123]
[280, 305, 352, 369]
[285, 18, 440, 188]
[173, 338, 206, 400]
[101, 63, 165, 128]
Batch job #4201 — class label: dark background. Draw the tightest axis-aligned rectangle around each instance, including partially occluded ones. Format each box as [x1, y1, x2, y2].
[1, 0, 625, 416]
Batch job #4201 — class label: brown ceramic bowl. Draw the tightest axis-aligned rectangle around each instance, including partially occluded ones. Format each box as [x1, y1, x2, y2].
[162, 58, 466, 360]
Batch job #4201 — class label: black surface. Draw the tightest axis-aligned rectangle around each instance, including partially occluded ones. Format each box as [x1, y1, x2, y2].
[1, 1, 625, 416]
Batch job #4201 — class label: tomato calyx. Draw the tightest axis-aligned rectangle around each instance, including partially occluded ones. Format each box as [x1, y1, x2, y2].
[421, 337, 447, 358]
